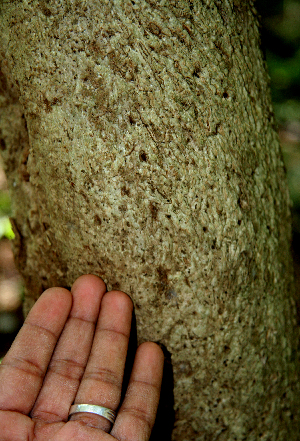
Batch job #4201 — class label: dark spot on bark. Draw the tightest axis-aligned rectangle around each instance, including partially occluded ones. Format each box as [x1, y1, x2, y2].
[0, 69, 8, 97]
[147, 22, 162, 36]
[214, 123, 221, 135]
[203, 226, 207, 232]
[89, 40, 102, 57]
[193, 68, 201, 78]
[112, 281, 120, 290]
[224, 345, 230, 353]
[121, 185, 130, 196]
[43, 97, 59, 113]
[238, 194, 249, 210]
[150, 202, 158, 220]
[94, 214, 102, 226]
[185, 276, 191, 288]
[166, 214, 171, 219]
[139, 151, 147, 162]
[211, 239, 216, 249]
[82, 68, 93, 82]
[237, 219, 242, 225]
[223, 91, 229, 99]
[19, 166, 30, 182]
[121, 186, 130, 196]
[44, 98, 52, 113]
[218, 304, 224, 314]
[21, 114, 27, 131]
[42, 7, 52, 16]
[0, 138, 6, 151]
[19, 147, 30, 181]
[128, 114, 135, 125]
[157, 266, 169, 292]
[42, 222, 50, 231]
[120, 228, 128, 238]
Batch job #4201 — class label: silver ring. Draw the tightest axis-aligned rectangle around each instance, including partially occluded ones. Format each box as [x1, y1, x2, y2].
[68, 404, 116, 424]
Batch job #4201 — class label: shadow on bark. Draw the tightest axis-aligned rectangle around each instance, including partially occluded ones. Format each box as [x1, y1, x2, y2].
[149, 343, 175, 441]
[122, 310, 175, 441]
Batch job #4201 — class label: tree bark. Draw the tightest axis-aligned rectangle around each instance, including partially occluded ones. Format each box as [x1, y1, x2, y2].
[0, 1, 299, 439]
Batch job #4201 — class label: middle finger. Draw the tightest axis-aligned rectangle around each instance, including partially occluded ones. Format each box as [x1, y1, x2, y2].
[70, 289, 133, 432]
[31, 275, 106, 424]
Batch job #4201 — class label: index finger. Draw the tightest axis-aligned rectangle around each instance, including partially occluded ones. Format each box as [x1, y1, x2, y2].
[0, 287, 72, 414]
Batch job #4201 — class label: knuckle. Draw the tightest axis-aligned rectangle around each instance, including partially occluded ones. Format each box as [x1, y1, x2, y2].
[48, 358, 85, 381]
[84, 367, 121, 388]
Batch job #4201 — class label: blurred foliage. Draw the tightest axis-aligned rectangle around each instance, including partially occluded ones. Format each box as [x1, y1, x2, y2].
[0, 192, 10, 217]
[257, 0, 300, 237]
[259, 0, 300, 107]
[0, 218, 14, 240]
[0, 163, 14, 240]
[0, 192, 14, 240]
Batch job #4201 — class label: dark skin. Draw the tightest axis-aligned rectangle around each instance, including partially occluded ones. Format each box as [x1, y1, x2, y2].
[0, 274, 164, 441]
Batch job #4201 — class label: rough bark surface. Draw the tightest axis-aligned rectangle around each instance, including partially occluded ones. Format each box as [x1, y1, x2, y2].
[0, 1, 299, 439]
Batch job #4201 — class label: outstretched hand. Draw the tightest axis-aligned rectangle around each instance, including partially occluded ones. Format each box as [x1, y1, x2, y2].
[0, 275, 164, 440]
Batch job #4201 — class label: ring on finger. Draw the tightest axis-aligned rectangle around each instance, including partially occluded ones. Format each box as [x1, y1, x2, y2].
[68, 403, 116, 425]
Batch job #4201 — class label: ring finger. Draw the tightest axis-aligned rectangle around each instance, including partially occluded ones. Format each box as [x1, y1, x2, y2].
[69, 289, 133, 432]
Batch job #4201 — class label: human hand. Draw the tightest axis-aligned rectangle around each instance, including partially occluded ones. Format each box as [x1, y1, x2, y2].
[0, 274, 164, 440]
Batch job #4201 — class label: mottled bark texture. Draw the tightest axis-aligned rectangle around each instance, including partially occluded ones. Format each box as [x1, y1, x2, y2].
[0, 1, 300, 439]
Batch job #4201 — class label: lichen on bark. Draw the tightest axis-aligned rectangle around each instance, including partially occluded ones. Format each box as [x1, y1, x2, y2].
[0, 1, 299, 439]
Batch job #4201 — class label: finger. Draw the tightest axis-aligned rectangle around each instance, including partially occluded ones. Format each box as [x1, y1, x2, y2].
[111, 342, 164, 441]
[51, 420, 113, 441]
[0, 410, 34, 441]
[0, 287, 72, 414]
[31, 274, 107, 425]
[70, 290, 133, 432]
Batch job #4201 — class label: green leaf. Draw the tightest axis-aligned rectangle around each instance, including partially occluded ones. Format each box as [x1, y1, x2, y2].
[0, 217, 15, 240]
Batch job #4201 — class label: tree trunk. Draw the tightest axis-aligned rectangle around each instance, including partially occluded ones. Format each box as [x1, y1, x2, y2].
[0, 1, 299, 439]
